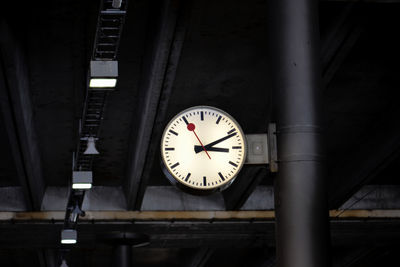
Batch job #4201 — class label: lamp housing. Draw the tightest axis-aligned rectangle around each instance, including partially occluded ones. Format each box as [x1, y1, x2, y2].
[72, 171, 93, 190]
[61, 229, 77, 244]
[89, 60, 118, 89]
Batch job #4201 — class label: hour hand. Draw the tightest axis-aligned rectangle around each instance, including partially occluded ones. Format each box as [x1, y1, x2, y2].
[194, 146, 229, 153]
[194, 132, 237, 153]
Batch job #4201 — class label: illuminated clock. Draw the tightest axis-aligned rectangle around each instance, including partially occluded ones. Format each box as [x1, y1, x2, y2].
[160, 106, 247, 194]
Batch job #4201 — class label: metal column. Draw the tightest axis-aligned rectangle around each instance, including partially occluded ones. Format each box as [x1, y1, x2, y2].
[269, 0, 330, 266]
[113, 245, 132, 267]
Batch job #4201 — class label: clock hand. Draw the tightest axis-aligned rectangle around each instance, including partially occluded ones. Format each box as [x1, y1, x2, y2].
[187, 123, 211, 159]
[194, 132, 237, 153]
[193, 146, 229, 153]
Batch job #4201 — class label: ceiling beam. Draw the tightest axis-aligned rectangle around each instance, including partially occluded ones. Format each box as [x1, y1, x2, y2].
[0, 20, 45, 211]
[0, 209, 400, 221]
[339, 185, 400, 210]
[321, 3, 365, 87]
[0, 211, 399, 248]
[125, 0, 186, 210]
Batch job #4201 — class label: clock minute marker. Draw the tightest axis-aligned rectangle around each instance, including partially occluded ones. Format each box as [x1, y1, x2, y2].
[171, 162, 179, 169]
[182, 116, 189, 125]
[201, 111, 204, 121]
[218, 172, 225, 181]
[203, 176, 207, 186]
[169, 130, 178, 136]
[229, 161, 238, 167]
[165, 147, 175, 151]
[227, 129, 236, 134]
[185, 173, 191, 182]
[216, 116, 222, 124]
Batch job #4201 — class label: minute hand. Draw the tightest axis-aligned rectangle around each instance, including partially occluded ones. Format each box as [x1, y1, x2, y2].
[194, 132, 236, 153]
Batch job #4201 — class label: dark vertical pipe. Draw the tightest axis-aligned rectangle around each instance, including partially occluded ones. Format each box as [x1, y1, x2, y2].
[269, 0, 330, 267]
[113, 245, 132, 267]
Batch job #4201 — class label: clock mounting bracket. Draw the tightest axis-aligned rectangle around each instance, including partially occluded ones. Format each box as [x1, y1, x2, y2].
[244, 123, 278, 173]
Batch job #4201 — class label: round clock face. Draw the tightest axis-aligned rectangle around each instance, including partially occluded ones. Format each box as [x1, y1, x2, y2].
[160, 106, 246, 193]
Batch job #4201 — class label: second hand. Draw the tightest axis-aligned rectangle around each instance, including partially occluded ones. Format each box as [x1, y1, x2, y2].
[187, 123, 211, 159]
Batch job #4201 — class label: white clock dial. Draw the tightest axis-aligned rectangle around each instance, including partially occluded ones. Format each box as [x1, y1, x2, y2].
[161, 106, 246, 192]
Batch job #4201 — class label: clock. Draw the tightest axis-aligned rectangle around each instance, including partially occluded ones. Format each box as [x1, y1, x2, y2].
[160, 106, 247, 194]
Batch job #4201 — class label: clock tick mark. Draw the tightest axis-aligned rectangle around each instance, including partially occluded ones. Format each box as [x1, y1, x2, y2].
[182, 116, 189, 125]
[218, 172, 225, 181]
[170, 162, 179, 169]
[201, 111, 204, 121]
[229, 161, 238, 167]
[216, 116, 222, 124]
[227, 129, 236, 134]
[185, 173, 191, 182]
[232, 146, 241, 149]
[203, 176, 207, 186]
[169, 130, 178, 136]
[165, 147, 175, 151]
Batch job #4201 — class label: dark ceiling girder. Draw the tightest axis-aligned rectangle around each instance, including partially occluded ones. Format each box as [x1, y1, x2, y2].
[0, 214, 400, 248]
[0, 20, 45, 211]
[125, 0, 186, 210]
[321, 3, 365, 87]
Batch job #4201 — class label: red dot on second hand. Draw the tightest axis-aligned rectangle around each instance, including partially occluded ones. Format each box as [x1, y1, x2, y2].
[187, 123, 195, 131]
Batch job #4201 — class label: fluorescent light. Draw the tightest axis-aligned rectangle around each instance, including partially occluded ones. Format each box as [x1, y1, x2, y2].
[72, 171, 92, 190]
[61, 229, 77, 244]
[72, 183, 92, 189]
[61, 239, 77, 244]
[60, 260, 69, 267]
[89, 78, 117, 88]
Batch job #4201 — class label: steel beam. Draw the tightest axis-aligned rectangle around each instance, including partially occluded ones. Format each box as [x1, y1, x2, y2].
[0, 20, 45, 211]
[125, 0, 186, 209]
[269, 0, 330, 266]
[0, 211, 399, 248]
[0, 209, 399, 221]
[339, 185, 400, 210]
[321, 3, 365, 87]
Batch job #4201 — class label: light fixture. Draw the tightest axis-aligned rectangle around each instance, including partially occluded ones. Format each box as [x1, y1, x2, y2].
[112, 0, 122, 8]
[61, 229, 77, 244]
[83, 137, 99, 155]
[89, 60, 118, 88]
[72, 171, 93, 189]
[60, 259, 69, 267]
